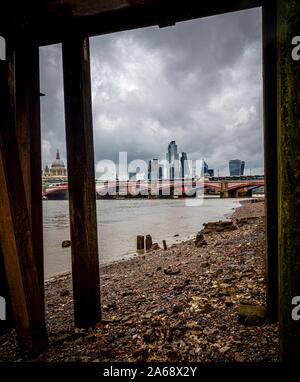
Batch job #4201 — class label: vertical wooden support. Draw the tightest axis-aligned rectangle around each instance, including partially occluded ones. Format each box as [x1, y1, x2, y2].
[0, 42, 47, 352]
[15, 40, 44, 300]
[0, 248, 14, 333]
[277, 0, 300, 362]
[62, 36, 101, 328]
[262, 0, 278, 322]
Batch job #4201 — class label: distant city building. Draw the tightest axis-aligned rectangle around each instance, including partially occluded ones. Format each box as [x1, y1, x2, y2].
[148, 159, 159, 180]
[166, 141, 180, 179]
[129, 172, 136, 180]
[148, 160, 151, 180]
[43, 149, 67, 181]
[229, 159, 245, 176]
[241, 161, 245, 175]
[203, 160, 208, 176]
[207, 169, 214, 177]
[159, 165, 163, 180]
[180, 152, 191, 178]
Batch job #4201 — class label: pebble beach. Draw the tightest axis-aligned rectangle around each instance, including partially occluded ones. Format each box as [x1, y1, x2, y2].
[0, 198, 280, 362]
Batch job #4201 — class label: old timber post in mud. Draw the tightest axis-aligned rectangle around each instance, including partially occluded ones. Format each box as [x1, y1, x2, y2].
[0, 0, 299, 362]
[277, 0, 300, 362]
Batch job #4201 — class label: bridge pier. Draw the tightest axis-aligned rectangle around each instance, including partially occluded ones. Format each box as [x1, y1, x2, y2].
[220, 190, 229, 198]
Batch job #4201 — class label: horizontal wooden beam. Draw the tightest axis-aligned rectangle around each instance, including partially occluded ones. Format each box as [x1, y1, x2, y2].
[2, 0, 262, 47]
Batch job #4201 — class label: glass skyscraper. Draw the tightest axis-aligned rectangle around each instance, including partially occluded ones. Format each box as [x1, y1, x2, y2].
[166, 141, 180, 179]
[148, 159, 159, 180]
[229, 159, 245, 176]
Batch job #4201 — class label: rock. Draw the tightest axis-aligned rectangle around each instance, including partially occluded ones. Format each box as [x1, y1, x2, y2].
[108, 301, 117, 309]
[200, 261, 210, 267]
[174, 279, 190, 291]
[225, 300, 234, 307]
[143, 328, 157, 343]
[164, 268, 181, 275]
[219, 345, 231, 355]
[151, 243, 160, 250]
[60, 289, 70, 297]
[173, 304, 184, 314]
[201, 221, 237, 234]
[132, 345, 148, 359]
[122, 291, 133, 297]
[194, 233, 207, 247]
[53, 334, 71, 345]
[234, 353, 245, 362]
[238, 304, 266, 324]
[174, 234, 179, 237]
[200, 303, 215, 313]
[244, 315, 261, 326]
[62, 240, 71, 248]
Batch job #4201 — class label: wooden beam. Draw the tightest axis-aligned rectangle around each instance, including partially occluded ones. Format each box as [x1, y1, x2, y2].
[62, 35, 101, 328]
[277, 0, 300, 362]
[6, 0, 262, 47]
[0, 42, 48, 353]
[15, 40, 44, 299]
[262, 0, 278, 322]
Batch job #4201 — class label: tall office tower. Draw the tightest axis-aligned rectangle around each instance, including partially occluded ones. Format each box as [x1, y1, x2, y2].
[159, 165, 163, 180]
[148, 160, 151, 180]
[229, 159, 244, 176]
[150, 159, 159, 180]
[241, 161, 245, 175]
[167, 141, 179, 179]
[180, 152, 189, 178]
[207, 169, 214, 177]
[203, 160, 208, 175]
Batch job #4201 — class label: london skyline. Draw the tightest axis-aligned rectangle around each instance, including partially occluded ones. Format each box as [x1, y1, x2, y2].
[40, 7, 263, 177]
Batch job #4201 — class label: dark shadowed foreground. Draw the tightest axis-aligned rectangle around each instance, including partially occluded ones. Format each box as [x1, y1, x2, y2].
[0, 199, 279, 362]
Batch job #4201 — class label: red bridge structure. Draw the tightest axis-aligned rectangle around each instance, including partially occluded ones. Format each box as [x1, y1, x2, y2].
[45, 176, 264, 199]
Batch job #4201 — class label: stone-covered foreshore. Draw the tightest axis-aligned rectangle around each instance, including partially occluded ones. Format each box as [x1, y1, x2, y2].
[0, 198, 279, 362]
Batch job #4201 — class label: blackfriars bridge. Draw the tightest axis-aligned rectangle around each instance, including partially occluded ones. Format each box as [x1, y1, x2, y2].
[45, 175, 264, 199]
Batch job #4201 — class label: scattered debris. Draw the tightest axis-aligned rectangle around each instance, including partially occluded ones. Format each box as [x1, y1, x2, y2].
[0, 198, 278, 363]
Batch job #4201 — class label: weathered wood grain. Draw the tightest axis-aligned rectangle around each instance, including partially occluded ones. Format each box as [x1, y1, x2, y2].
[62, 36, 101, 328]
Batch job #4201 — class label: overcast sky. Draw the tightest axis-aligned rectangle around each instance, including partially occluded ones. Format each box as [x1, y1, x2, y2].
[39, 7, 263, 177]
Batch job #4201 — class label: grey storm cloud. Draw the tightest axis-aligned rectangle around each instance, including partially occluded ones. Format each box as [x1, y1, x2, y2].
[39, 6, 263, 176]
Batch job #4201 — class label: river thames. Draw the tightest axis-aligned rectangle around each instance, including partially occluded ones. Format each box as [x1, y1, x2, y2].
[43, 197, 247, 279]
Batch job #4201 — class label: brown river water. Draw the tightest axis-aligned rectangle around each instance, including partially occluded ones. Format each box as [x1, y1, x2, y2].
[43, 197, 246, 279]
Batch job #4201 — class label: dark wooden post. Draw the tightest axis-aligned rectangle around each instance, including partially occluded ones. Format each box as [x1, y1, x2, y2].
[15, 39, 44, 300]
[62, 36, 101, 328]
[277, 0, 300, 362]
[0, 248, 14, 333]
[0, 41, 47, 352]
[262, 0, 278, 322]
